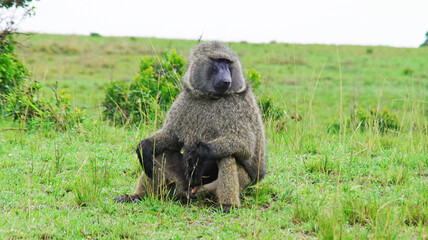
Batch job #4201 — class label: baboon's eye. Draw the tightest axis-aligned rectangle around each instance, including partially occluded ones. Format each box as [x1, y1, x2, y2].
[217, 58, 232, 64]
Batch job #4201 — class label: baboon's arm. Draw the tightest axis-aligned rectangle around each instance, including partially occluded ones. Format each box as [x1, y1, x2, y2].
[207, 133, 255, 162]
[146, 129, 181, 154]
[136, 129, 181, 179]
[195, 162, 251, 195]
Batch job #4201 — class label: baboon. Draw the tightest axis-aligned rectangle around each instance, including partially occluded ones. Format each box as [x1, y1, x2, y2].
[115, 41, 266, 212]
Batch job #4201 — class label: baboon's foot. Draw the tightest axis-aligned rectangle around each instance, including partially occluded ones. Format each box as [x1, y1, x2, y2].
[185, 189, 199, 200]
[113, 194, 142, 203]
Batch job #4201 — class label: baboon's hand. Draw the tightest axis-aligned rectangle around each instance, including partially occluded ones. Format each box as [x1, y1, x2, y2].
[184, 142, 214, 187]
[194, 142, 215, 159]
[136, 139, 154, 179]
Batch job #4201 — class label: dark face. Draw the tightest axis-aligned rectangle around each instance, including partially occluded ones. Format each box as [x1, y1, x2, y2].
[209, 59, 232, 95]
[185, 53, 247, 97]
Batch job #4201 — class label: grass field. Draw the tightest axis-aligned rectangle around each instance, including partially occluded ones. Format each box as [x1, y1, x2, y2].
[1, 33, 427, 239]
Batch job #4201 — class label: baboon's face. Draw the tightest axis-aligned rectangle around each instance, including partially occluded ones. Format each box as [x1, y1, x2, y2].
[208, 58, 232, 95]
[183, 42, 248, 97]
[188, 57, 246, 97]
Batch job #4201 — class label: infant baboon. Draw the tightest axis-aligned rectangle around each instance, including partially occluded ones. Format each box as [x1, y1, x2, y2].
[115, 41, 266, 212]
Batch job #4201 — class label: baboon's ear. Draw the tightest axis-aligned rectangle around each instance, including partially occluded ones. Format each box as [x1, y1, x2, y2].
[229, 61, 249, 94]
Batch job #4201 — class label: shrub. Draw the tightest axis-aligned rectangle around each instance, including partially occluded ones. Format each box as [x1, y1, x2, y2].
[327, 107, 399, 133]
[0, 35, 28, 112]
[247, 68, 261, 91]
[103, 50, 185, 125]
[131, 50, 185, 110]
[102, 80, 130, 124]
[4, 80, 85, 130]
[259, 96, 284, 121]
[4, 79, 43, 121]
[0, 0, 35, 102]
[356, 107, 399, 133]
[0, 2, 81, 130]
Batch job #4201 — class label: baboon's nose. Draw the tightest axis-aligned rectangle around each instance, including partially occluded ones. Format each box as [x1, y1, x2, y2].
[214, 78, 231, 93]
[214, 73, 232, 93]
[221, 78, 231, 87]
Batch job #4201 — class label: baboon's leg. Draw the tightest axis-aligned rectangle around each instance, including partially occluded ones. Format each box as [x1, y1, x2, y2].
[132, 171, 154, 199]
[161, 151, 187, 198]
[114, 151, 185, 203]
[215, 157, 242, 209]
[196, 163, 251, 195]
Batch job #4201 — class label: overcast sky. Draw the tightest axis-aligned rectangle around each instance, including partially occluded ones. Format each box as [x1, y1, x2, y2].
[6, 0, 428, 47]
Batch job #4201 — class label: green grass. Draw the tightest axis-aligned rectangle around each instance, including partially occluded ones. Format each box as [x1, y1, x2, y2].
[0, 33, 427, 239]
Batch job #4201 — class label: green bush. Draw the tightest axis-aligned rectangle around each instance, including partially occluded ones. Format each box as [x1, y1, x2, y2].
[131, 50, 184, 110]
[247, 68, 262, 91]
[0, 1, 81, 130]
[356, 107, 399, 133]
[102, 80, 130, 124]
[103, 50, 185, 125]
[4, 80, 85, 130]
[259, 96, 284, 121]
[0, 35, 28, 111]
[327, 107, 399, 133]
[4, 79, 43, 121]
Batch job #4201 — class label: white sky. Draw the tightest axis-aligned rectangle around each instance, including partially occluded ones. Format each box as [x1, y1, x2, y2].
[5, 0, 428, 47]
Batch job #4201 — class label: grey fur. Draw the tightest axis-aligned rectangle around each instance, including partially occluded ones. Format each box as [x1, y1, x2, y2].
[114, 41, 266, 209]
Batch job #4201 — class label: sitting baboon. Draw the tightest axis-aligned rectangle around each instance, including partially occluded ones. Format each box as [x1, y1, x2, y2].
[115, 41, 266, 212]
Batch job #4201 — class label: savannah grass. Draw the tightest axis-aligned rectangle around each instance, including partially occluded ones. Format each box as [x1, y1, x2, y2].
[0, 34, 427, 239]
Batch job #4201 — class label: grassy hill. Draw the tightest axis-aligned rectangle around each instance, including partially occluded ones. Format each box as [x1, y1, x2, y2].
[0, 33, 427, 239]
[14, 34, 428, 120]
